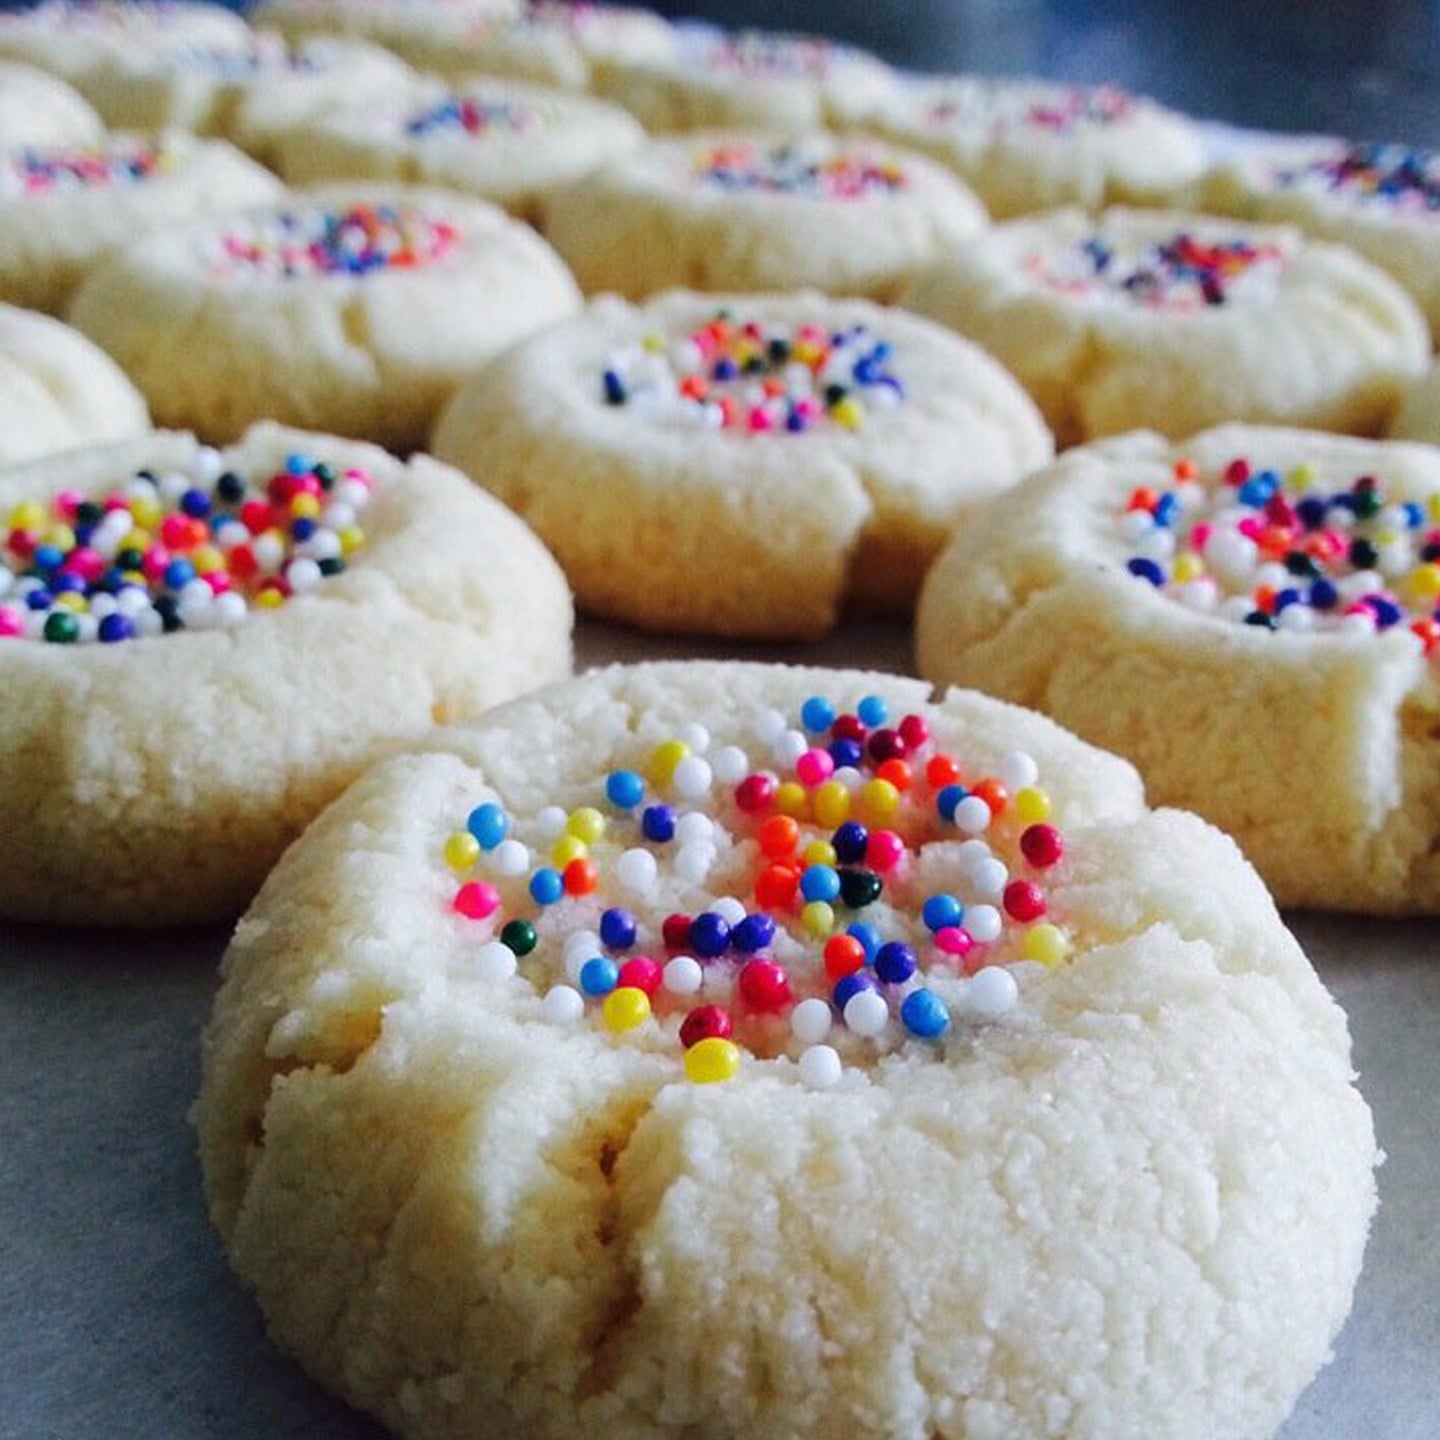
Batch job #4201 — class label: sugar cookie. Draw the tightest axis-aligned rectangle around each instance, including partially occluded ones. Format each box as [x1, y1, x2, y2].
[0, 131, 283, 313]
[432, 290, 1052, 636]
[0, 422, 571, 925]
[904, 207, 1428, 445]
[273, 78, 645, 224]
[69, 187, 582, 449]
[0, 61, 104, 148]
[839, 75, 1206, 219]
[250, 0, 521, 48]
[0, 302, 149, 465]
[917, 424, 1440, 912]
[544, 132, 987, 302]
[195, 659, 1377, 1440]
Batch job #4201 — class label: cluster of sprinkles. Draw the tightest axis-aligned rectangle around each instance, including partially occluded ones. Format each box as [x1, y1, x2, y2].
[700, 31, 840, 78]
[2, 140, 176, 198]
[210, 204, 458, 278]
[0, 450, 370, 644]
[402, 93, 547, 138]
[1271, 142, 1440, 215]
[601, 313, 903, 433]
[1121, 456, 1440, 657]
[694, 143, 908, 199]
[441, 694, 1072, 1088]
[1025, 231, 1287, 310]
[927, 82, 1136, 135]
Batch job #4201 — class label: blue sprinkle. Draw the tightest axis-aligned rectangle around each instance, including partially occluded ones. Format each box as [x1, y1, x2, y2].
[846, 922, 881, 961]
[936, 784, 968, 821]
[874, 942, 917, 985]
[922, 893, 964, 932]
[831, 821, 868, 864]
[730, 913, 776, 953]
[799, 865, 841, 904]
[901, 988, 951, 1040]
[529, 867, 563, 905]
[856, 694, 888, 727]
[800, 696, 836, 732]
[1126, 557, 1165, 586]
[641, 804, 675, 843]
[466, 802, 508, 850]
[833, 970, 877, 1010]
[605, 769, 645, 809]
[689, 912, 730, 958]
[580, 957, 619, 997]
[599, 907, 637, 950]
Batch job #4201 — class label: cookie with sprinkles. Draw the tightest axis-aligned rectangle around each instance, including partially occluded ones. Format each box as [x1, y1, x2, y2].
[0, 130, 282, 313]
[1203, 138, 1440, 341]
[0, 61, 104, 149]
[0, 302, 149, 465]
[249, 0, 521, 48]
[0, 421, 571, 925]
[432, 290, 1052, 637]
[904, 207, 1428, 446]
[592, 24, 896, 133]
[63, 30, 416, 166]
[836, 73, 1205, 219]
[273, 77, 645, 225]
[68, 186, 581, 450]
[919, 423, 1440, 912]
[0, 1, 253, 86]
[379, 1, 677, 91]
[195, 659, 1377, 1440]
[543, 131, 987, 303]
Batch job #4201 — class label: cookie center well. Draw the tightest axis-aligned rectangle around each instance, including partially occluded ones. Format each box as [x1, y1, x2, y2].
[600, 314, 905, 434]
[1121, 454, 1440, 657]
[0, 448, 371, 644]
[925, 82, 1137, 136]
[208, 204, 460, 278]
[401, 92, 554, 138]
[2, 141, 179, 196]
[441, 692, 1071, 1088]
[691, 143, 909, 199]
[1271, 142, 1440, 214]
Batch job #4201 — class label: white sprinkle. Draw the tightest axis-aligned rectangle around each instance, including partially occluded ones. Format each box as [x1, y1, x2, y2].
[953, 795, 992, 834]
[1178, 578, 1217, 610]
[540, 985, 584, 1024]
[709, 744, 748, 784]
[1276, 603, 1314, 631]
[970, 858, 1008, 900]
[536, 805, 568, 839]
[133, 608, 163, 638]
[1339, 611, 1375, 637]
[752, 707, 788, 745]
[798, 1043, 842, 1089]
[967, 965, 1018, 1019]
[252, 533, 284, 572]
[843, 990, 890, 1038]
[615, 847, 658, 894]
[563, 929, 601, 970]
[189, 445, 223, 484]
[157, 470, 189, 504]
[832, 765, 864, 791]
[115, 586, 150, 616]
[997, 750, 1039, 792]
[966, 904, 1003, 943]
[955, 838, 992, 875]
[74, 612, 98, 643]
[790, 997, 832, 1045]
[88, 592, 116, 619]
[475, 941, 517, 984]
[286, 557, 323, 594]
[662, 955, 703, 995]
[677, 721, 711, 754]
[487, 839, 530, 877]
[674, 811, 714, 847]
[674, 843, 715, 884]
[773, 729, 809, 766]
[671, 754, 713, 799]
[711, 895, 747, 926]
[212, 591, 248, 627]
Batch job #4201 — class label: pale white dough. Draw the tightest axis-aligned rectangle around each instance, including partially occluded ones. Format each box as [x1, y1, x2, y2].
[0, 61, 104, 148]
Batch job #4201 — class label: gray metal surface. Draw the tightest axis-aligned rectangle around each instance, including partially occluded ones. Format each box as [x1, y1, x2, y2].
[1, 618, 1436, 1439]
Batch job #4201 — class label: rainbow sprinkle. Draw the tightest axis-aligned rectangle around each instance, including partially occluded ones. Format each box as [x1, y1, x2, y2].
[699, 31, 844, 79]
[601, 314, 904, 434]
[211, 204, 459, 278]
[0, 450, 371, 644]
[403, 94, 544, 137]
[1026, 231, 1287, 310]
[694, 143, 908, 199]
[441, 694, 1071, 1086]
[1121, 456, 1440, 658]
[928, 82, 1138, 136]
[3, 140, 177, 198]
[1271, 142, 1440, 216]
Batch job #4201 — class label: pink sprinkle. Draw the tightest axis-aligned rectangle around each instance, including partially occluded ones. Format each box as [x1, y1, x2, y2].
[795, 747, 834, 788]
[748, 406, 774, 432]
[934, 925, 972, 957]
[1191, 522, 1213, 552]
[54, 489, 83, 519]
[454, 881, 500, 920]
[1237, 516, 1263, 540]
[0, 606, 23, 638]
[866, 829, 905, 872]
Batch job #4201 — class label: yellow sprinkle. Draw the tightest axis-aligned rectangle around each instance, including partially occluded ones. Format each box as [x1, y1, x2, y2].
[444, 832, 480, 872]
[1022, 923, 1070, 967]
[551, 834, 588, 867]
[684, 1036, 741, 1084]
[192, 544, 224, 575]
[812, 778, 851, 828]
[567, 806, 606, 844]
[255, 588, 285, 609]
[830, 396, 864, 431]
[53, 591, 86, 612]
[1015, 787, 1051, 823]
[648, 739, 690, 787]
[641, 332, 665, 353]
[1407, 562, 1440, 601]
[42, 524, 75, 551]
[1172, 551, 1205, 584]
[290, 493, 321, 520]
[774, 780, 809, 819]
[338, 525, 365, 555]
[802, 839, 837, 868]
[7, 501, 43, 531]
[1287, 462, 1317, 492]
[793, 341, 820, 366]
[126, 528, 151, 552]
[801, 900, 834, 937]
[603, 986, 651, 1033]
[129, 498, 162, 530]
[857, 777, 899, 824]
[1429, 494, 1440, 523]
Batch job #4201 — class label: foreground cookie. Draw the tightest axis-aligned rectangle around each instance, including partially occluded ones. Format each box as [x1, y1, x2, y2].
[0, 302, 149, 464]
[0, 131, 283, 313]
[905, 207, 1429, 445]
[69, 188, 581, 449]
[0, 422, 571, 925]
[381, 1, 675, 90]
[432, 291, 1052, 636]
[0, 61, 104, 148]
[251, 0, 520, 47]
[918, 424, 1440, 912]
[1202, 139, 1440, 340]
[62, 29, 416, 164]
[544, 132, 987, 302]
[273, 77, 645, 225]
[594, 26, 895, 133]
[839, 74, 1205, 219]
[195, 660, 1377, 1440]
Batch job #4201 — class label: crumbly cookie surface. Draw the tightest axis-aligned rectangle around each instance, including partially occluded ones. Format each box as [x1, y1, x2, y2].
[917, 423, 1440, 911]
[196, 659, 1377, 1440]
